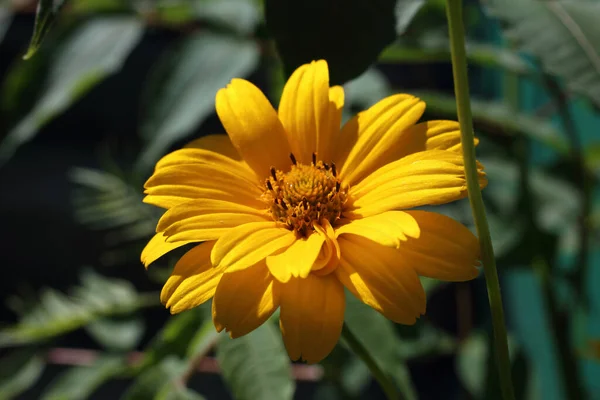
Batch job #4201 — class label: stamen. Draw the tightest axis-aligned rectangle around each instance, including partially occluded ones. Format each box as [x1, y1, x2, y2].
[270, 167, 277, 180]
[324, 163, 330, 170]
[336, 181, 340, 192]
[290, 153, 297, 165]
[266, 180, 273, 191]
[331, 163, 337, 177]
[280, 200, 288, 210]
[312, 153, 317, 165]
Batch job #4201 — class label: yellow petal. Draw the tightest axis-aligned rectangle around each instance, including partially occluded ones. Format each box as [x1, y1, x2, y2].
[161, 241, 224, 314]
[216, 78, 292, 177]
[211, 221, 297, 272]
[338, 94, 426, 186]
[183, 134, 242, 160]
[336, 234, 426, 324]
[279, 60, 331, 164]
[212, 260, 279, 338]
[157, 199, 269, 242]
[349, 120, 477, 176]
[144, 162, 264, 210]
[399, 211, 480, 281]
[278, 273, 345, 363]
[317, 85, 345, 163]
[266, 232, 325, 282]
[311, 220, 340, 275]
[335, 211, 420, 248]
[141, 232, 193, 268]
[347, 150, 487, 217]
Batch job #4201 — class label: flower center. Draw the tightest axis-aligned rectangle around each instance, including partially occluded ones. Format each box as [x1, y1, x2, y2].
[263, 153, 346, 236]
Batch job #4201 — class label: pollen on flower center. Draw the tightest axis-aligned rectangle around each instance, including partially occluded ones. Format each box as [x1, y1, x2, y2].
[262, 153, 346, 236]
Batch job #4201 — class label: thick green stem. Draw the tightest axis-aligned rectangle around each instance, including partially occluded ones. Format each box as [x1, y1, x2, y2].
[444, 1, 515, 399]
[341, 324, 400, 400]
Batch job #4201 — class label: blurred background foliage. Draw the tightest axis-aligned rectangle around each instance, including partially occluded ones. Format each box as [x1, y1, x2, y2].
[0, 0, 599, 399]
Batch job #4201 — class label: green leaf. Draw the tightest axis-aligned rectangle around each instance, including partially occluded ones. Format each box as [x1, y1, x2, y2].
[86, 317, 145, 351]
[217, 323, 294, 400]
[486, 0, 600, 108]
[265, 0, 397, 85]
[194, 0, 261, 36]
[0, 7, 12, 45]
[414, 90, 569, 154]
[136, 33, 259, 171]
[343, 294, 418, 400]
[122, 357, 187, 400]
[158, 386, 207, 400]
[0, 16, 143, 164]
[0, 348, 45, 399]
[0, 269, 157, 347]
[23, 0, 67, 60]
[40, 356, 125, 400]
[380, 35, 533, 77]
[395, 0, 426, 35]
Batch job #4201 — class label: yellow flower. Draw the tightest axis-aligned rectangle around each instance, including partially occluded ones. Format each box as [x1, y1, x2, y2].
[141, 60, 487, 363]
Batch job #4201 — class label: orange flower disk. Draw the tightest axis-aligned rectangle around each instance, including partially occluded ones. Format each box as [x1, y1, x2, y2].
[141, 60, 487, 364]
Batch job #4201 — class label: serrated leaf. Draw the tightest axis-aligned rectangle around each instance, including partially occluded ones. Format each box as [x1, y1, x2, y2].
[0, 269, 157, 347]
[486, 0, 600, 108]
[217, 323, 294, 400]
[136, 33, 259, 171]
[40, 355, 125, 400]
[265, 0, 397, 85]
[23, 0, 66, 60]
[0, 348, 44, 399]
[86, 317, 145, 351]
[0, 16, 143, 164]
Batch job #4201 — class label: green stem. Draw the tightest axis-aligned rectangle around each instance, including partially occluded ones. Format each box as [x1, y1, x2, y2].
[444, 1, 515, 400]
[341, 324, 400, 400]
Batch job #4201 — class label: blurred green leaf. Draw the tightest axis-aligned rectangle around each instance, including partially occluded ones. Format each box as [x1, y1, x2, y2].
[122, 357, 187, 400]
[86, 317, 145, 351]
[0, 7, 11, 45]
[70, 167, 158, 249]
[23, 0, 67, 60]
[157, 387, 207, 400]
[0, 17, 143, 165]
[186, 319, 220, 359]
[395, 0, 425, 35]
[136, 33, 259, 171]
[217, 322, 294, 400]
[0, 348, 45, 399]
[0, 269, 157, 347]
[343, 294, 418, 400]
[137, 308, 207, 372]
[486, 0, 600, 108]
[40, 355, 125, 400]
[414, 90, 569, 154]
[194, 0, 260, 36]
[380, 34, 533, 76]
[265, 0, 397, 85]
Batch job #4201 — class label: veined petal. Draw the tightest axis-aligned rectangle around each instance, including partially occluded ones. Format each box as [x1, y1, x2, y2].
[311, 220, 340, 276]
[347, 150, 487, 217]
[183, 134, 242, 160]
[266, 232, 325, 282]
[338, 94, 426, 186]
[144, 163, 264, 210]
[336, 234, 426, 324]
[141, 232, 193, 268]
[161, 241, 224, 314]
[317, 86, 345, 163]
[335, 211, 420, 248]
[279, 60, 330, 164]
[349, 120, 478, 178]
[278, 273, 345, 363]
[211, 221, 296, 272]
[157, 199, 269, 242]
[216, 78, 292, 177]
[399, 211, 480, 281]
[212, 261, 279, 338]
